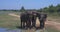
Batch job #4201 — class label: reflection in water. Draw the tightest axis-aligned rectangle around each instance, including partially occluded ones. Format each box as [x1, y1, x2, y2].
[0, 28, 7, 32]
[0, 28, 21, 32]
[7, 29, 21, 32]
[0, 28, 45, 32]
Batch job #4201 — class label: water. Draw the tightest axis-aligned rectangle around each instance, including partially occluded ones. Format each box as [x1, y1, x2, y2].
[0, 28, 21, 32]
[0, 28, 47, 32]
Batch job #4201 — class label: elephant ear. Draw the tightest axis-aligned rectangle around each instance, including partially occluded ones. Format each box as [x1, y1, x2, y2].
[36, 17, 40, 27]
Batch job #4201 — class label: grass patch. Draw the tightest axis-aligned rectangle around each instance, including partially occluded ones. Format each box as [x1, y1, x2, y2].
[0, 11, 20, 29]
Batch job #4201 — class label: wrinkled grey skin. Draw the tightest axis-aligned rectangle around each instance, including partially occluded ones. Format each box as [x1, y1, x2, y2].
[20, 12, 27, 28]
[20, 11, 32, 29]
[36, 13, 47, 29]
[20, 11, 47, 29]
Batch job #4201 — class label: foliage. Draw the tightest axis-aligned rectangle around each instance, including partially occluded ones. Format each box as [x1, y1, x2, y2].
[20, 6, 26, 12]
[39, 4, 60, 13]
[0, 4, 60, 13]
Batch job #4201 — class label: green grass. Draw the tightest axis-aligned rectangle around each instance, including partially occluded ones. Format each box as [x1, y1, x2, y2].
[0, 11, 60, 32]
[0, 11, 20, 29]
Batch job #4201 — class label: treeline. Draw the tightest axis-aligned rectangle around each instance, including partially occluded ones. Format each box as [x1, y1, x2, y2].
[0, 4, 60, 13]
[39, 4, 60, 13]
[0, 9, 19, 12]
[20, 4, 60, 14]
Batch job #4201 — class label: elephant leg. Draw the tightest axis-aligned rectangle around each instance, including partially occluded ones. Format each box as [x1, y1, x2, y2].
[21, 21, 22, 28]
[21, 19, 23, 28]
[23, 22, 25, 28]
[40, 20, 44, 29]
[26, 20, 31, 29]
[29, 21, 31, 29]
[42, 20, 45, 28]
[32, 20, 36, 28]
[32, 17, 36, 28]
[25, 21, 28, 28]
[32, 22, 35, 27]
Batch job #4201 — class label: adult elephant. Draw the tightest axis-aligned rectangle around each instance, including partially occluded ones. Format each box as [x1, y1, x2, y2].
[20, 11, 32, 29]
[20, 12, 27, 29]
[20, 11, 47, 29]
[37, 13, 47, 29]
[31, 11, 37, 28]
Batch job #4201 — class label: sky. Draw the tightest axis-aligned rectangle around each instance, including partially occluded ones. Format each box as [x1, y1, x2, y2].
[0, 0, 60, 9]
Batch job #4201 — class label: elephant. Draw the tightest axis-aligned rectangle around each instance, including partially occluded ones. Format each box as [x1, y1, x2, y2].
[20, 11, 32, 29]
[20, 12, 28, 29]
[37, 13, 47, 29]
[31, 11, 37, 28]
[20, 11, 47, 29]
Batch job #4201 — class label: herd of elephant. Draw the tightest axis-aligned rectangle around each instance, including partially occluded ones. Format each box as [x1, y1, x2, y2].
[20, 11, 47, 29]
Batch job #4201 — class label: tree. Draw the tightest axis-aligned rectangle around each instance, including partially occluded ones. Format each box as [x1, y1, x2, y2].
[48, 5, 55, 13]
[20, 6, 25, 12]
[56, 4, 60, 13]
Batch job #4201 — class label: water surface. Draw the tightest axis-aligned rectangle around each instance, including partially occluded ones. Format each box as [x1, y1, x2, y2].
[0, 28, 21, 32]
[0, 28, 46, 32]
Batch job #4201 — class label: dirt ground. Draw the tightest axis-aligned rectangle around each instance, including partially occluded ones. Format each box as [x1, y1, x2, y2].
[8, 13, 20, 17]
[8, 13, 60, 30]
